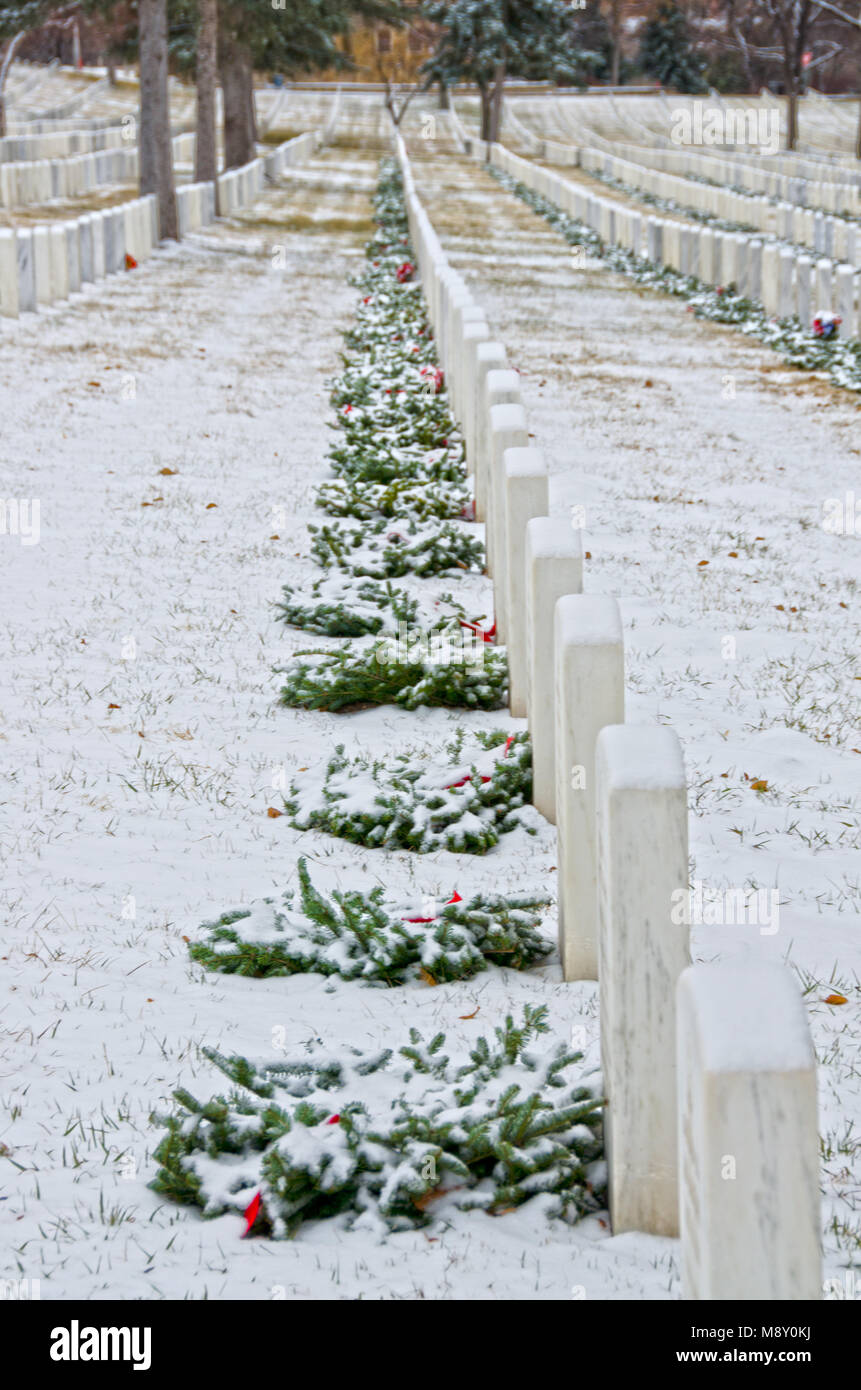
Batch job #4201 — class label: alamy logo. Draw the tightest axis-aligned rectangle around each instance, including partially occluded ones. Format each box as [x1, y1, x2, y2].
[50, 1321, 151, 1371]
[375, 623, 487, 667]
[0, 498, 40, 546]
[0, 1278, 40, 1299]
[824, 1270, 861, 1300]
[822, 492, 861, 536]
[670, 880, 780, 936]
[670, 102, 780, 157]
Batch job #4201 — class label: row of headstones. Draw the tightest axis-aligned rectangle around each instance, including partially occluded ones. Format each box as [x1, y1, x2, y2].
[0, 130, 198, 210]
[396, 130, 823, 1301]
[0, 130, 326, 318]
[0, 198, 157, 317]
[528, 578, 821, 1301]
[215, 158, 266, 216]
[27, 76, 114, 125]
[0, 147, 137, 209]
[0, 122, 128, 164]
[490, 143, 860, 340]
[603, 129, 860, 209]
[5, 114, 122, 135]
[581, 144, 861, 268]
[502, 106, 580, 169]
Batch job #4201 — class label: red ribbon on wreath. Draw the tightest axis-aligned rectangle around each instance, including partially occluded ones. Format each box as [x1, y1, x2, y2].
[459, 618, 496, 642]
[242, 1191, 261, 1237]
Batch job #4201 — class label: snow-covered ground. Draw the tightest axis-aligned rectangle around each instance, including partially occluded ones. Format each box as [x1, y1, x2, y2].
[0, 93, 858, 1300]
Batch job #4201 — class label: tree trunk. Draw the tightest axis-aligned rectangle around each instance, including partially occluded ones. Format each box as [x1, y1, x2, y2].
[139, 0, 179, 240]
[479, 83, 491, 141]
[610, 0, 622, 86]
[787, 81, 798, 150]
[782, 17, 798, 153]
[438, 81, 450, 110]
[219, 34, 256, 170]
[488, 60, 505, 145]
[107, 55, 117, 86]
[856, 93, 861, 160]
[247, 67, 258, 147]
[785, 3, 813, 154]
[195, 0, 218, 182]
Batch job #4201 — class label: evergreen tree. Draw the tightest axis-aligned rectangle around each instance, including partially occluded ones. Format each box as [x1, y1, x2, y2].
[638, 0, 706, 94]
[422, 0, 583, 142]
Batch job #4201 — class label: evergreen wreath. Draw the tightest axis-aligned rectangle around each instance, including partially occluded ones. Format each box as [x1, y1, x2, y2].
[278, 626, 508, 712]
[308, 517, 484, 580]
[150, 1006, 604, 1239]
[286, 729, 534, 853]
[189, 854, 550, 984]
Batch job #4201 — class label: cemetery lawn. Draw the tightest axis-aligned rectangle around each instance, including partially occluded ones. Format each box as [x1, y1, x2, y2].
[0, 127, 857, 1298]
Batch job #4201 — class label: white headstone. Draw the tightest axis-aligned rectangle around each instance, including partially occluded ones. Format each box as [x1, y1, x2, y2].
[502, 448, 548, 717]
[16, 228, 36, 312]
[487, 401, 528, 639]
[699, 228, 715, 286]
[596, 724, 690, 1237]
[836, 264, 856, 340]
[555, 594, 625, 980]
[78, 215, 94, 284]
[460, 320, 490, 474]
[778, 247, 795, 319]
[816, 258, 833, 316]
[796, 254, 813, 327]
[65, 224, 81, 294]
[525, 518, 583, 824]
[0, 228, 19, 317]
[92, 212, 107, 280]
[33, 226, 52, 305]
[677, 962, 821, 1301]
[761, 243, 779, 315]
[103, 210, 115, 276]
[747, 238, 762, 303]
[473, 344, 508, 520]
[49, 224, 69, 301]
[449, 302, 485, 420]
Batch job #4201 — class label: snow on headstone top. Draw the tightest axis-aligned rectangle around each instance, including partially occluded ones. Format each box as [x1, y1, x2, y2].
[485, 367, 520, 396]
[680, 963, 815, 1075]
[489, 401, 527, 433]
[526, 515, 582, 560]
[504, 446, 545, 479]
[476, 341, 507, 367]
[555, 594, 623, 649]
[596, 724, 685, 793]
